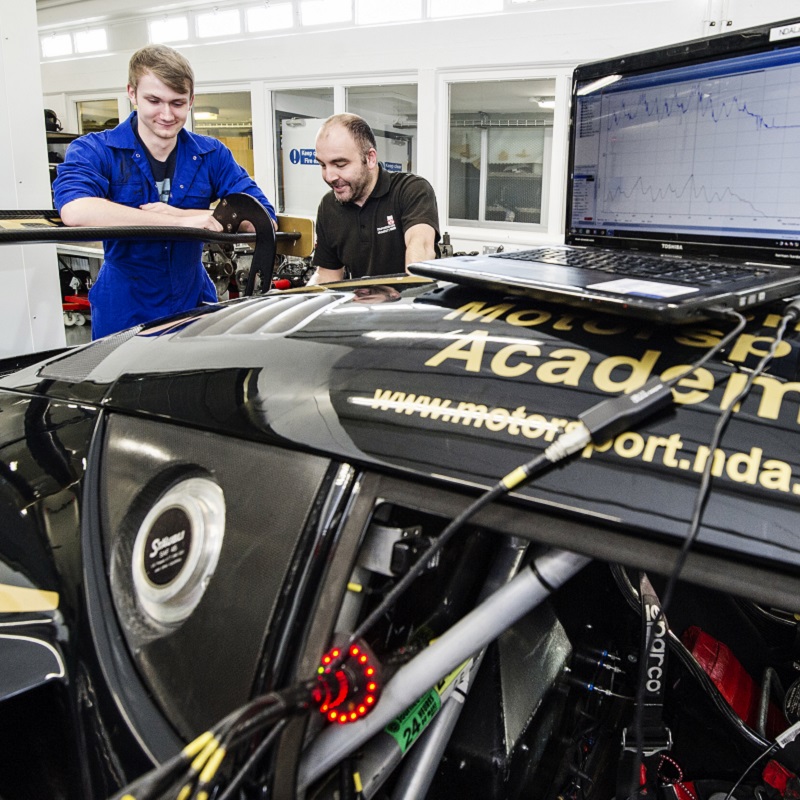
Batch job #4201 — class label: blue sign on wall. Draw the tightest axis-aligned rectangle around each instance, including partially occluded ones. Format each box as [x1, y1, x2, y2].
[383, 162, 403, 173]
[289, 148, 318, 165]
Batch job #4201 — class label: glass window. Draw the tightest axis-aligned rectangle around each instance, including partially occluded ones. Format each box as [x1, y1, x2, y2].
[196, 9, 241, 38]
[77, 100, 119, 134]
[41, 33, 72, 58]
[448, 79, 555, 228]
[273, 88, 335, 214]
[430, 0, 503, 18]
[300, 0, 352, 26]
[149, 16, 189, 43]
[74, 28, 107, 54]
[346, 84, 418, 173]
[356, 0, 422, 25]
[246, 3, 294, 31]
[192, 92, 255, 175]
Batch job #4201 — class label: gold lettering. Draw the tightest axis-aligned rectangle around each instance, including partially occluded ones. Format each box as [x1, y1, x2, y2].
[485, 408, 510, 432]
[443, 302, 514, 323]
[674, 328, 724, 349]
[583, 319, 627, 336]
[425, 330, 489, 372]
[581, 439, 614, 459]
[454, 401, 489, 428]
[693, 446, 726, 476]
[759, 459, 793, 492]
[593, 349, 661, 393]
[371, 388, 396, 410]
[552, 314, 577, 331]
[659, 365, 714, 405]
[726, 447, 762, 485]
[728, 333, 792, 363]
[521, 413, 548, 439]
[545, 418, 568, 442]
[506, 309, 552, 327]
[614, 432, 645, 458]
[490, 343, 541, 377]
[641, 433, 682, 465]
[720, 374, 800, 423]
[537, 348, 591, 387]
[507, 406, 529, 435]
[418, 397, 452, 420]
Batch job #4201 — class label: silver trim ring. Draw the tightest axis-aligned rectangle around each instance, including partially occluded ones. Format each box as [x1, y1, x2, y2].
[131, 477, 226, 625]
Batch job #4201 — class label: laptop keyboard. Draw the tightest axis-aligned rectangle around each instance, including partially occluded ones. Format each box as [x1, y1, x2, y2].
[490, 247, 759, 286]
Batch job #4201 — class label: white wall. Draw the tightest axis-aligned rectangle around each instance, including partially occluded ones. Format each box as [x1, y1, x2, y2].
[33, 0, 800, 308]
[1, 0, 64, 358]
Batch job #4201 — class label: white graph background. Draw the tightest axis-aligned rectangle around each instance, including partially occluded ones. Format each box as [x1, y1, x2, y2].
[596, 64, 800, 233]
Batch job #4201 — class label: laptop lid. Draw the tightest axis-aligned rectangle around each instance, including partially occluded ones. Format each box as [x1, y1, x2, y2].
[565, 16, 800, 263]
[409, 18, 800, 322]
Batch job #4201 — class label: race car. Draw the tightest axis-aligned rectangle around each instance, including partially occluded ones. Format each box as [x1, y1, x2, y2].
[1, 216, 800, 799]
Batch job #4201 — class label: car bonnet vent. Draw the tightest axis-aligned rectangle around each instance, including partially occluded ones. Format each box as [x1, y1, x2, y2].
[38, 326, 143, 383]
[173, 294, 344, 338]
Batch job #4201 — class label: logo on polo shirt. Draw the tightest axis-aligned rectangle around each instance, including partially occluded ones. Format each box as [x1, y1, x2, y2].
[377, 214, 397, 235]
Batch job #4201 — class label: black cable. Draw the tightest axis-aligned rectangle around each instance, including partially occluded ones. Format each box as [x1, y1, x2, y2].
[215, 719, 289, 800]
[661, 306, 749, 388]
[722, 741, 778, 800]
[628, 303, 798, 791]
[343, 450, 554, 652]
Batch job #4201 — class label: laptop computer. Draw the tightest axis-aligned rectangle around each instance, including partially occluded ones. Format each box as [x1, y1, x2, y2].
[409, 17, 800, 323]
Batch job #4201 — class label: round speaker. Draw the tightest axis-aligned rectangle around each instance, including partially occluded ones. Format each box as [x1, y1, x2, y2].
[131, 477, 226, 625]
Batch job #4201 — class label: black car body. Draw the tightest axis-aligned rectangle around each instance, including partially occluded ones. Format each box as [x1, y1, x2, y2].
[2, 273, 800, 799]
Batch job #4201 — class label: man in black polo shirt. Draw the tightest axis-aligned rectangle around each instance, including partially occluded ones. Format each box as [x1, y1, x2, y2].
[311, 113, 440, 283]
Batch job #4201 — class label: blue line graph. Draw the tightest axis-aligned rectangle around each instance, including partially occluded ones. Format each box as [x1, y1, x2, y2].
[607, 87, 800, 134]
[594, 66, 800, 231]
[605, 173, 768, 217]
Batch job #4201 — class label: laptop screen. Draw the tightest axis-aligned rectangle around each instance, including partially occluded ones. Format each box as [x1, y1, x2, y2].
[566, 18, 800, 265]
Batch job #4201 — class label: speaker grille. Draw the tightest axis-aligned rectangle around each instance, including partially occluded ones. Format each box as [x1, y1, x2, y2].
[99, 414, 331, 736]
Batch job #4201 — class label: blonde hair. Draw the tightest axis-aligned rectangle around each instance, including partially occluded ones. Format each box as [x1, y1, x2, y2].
[128, 45, 194, 96]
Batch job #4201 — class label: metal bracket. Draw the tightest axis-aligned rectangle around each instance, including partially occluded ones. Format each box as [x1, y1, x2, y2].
[213, 193, 277, 296]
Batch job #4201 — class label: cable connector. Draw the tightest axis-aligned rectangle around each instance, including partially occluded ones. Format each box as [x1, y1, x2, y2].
[776, 720, 800, 748]
[543, 424, 592, 464]
[578, 377, 674, 444]
[783, 296, 800, 324]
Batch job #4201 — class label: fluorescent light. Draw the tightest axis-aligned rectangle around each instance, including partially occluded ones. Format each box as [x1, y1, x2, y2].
[195, 106, 219, 121]
[537, 99, 556, 109]
[577, 74, 622, 96]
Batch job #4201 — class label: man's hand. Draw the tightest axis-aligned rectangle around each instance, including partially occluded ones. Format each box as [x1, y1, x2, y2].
[139, 203, 223, 231]
[309, 267, 346, 284]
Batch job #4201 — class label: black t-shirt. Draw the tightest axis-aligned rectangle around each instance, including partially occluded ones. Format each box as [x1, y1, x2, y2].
[131, 116, 177, 203]
[313, 167, 440, 278]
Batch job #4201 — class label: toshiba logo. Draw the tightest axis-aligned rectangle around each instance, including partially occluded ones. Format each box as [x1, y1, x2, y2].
[661, 243, 683, 251]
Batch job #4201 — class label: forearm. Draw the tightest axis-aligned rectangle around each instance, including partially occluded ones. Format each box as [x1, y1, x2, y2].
[404, 223, 438, 268]
[59, 197, 220, 230]
[309, 267, 345, 284]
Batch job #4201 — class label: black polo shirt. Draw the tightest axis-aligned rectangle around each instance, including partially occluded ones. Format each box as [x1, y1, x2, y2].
[313, 167, 440, 278]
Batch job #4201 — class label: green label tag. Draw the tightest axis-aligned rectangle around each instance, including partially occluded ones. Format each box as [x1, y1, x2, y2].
[385, 689, 442, 754]
[384, 658, 472, 754]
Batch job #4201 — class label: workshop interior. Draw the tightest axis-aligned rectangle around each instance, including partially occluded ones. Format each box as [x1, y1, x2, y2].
[2, 2, 800, 799]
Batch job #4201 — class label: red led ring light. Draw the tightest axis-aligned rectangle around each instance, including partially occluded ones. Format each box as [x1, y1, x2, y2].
[313, 640, 382, 724]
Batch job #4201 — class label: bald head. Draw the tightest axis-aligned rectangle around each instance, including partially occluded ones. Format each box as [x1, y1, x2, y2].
[317, 113, 377, 160]
[315, 114, 379, 206]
